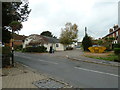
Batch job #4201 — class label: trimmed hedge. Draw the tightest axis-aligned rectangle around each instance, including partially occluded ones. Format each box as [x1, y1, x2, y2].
[22, 46, 47, 53]
[2, 46, 12, 67]
[114, 48, 120, 62]
[114, 48, 120, 55]
[2, 46, 11, 54]
[113, 44, 120, 49]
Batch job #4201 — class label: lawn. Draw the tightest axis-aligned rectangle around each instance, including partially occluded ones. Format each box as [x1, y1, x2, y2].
[83, 51, 118, 61]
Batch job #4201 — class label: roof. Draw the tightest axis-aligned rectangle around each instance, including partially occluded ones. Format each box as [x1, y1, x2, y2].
[13, 33, 27, 40]
[42, 35, 59, 43]
[104, 27, 120, 38]
[27, 34, 59, 45]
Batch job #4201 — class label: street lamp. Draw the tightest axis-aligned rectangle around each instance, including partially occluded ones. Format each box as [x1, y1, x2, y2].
[11, 27, 14, 67]
[11, 10, 16, 67]
[9, 8, 22, 67]
[10, 10, 17, 67]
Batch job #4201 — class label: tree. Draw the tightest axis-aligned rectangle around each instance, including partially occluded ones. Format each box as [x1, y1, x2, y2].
[103, 37, 115, 50]
[97, 39, 103, 45]
[2, 1, 31, 43]
[40, 31, 53, 37]
[60, 22, 78, 46]
[40, 31, 57, 38]
[9, 21, 23, 31]
[82, 34, 92, 51]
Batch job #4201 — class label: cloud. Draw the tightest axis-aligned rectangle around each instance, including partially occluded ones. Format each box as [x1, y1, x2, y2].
[19, 0, 119, 41]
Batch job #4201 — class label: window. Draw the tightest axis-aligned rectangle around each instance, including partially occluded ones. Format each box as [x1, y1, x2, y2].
[56, 44, 59, 47]
[26, 39, 28, 41]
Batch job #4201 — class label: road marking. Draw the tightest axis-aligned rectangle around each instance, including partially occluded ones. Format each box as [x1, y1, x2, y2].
[15, 55, 31, 59]
[38, 59, 58, 65]
[15, 55, 58, 65]
[74, 67, 119, 77]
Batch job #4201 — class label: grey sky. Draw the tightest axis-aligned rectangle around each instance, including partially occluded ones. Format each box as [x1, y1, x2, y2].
[19, 0, 119, 41]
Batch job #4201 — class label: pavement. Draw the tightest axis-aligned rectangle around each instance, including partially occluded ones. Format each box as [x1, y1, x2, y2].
[43, 49, 120, 67]
[2, 62, 71, 88]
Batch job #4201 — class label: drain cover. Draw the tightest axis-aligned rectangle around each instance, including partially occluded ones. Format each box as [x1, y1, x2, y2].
[33, 79, 66, 88]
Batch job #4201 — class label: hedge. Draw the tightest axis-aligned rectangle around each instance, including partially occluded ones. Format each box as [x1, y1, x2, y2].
[66, 47, 73, 50]
[22, 46, 47, 53]
[114, 48, 120, 55]
[113, 44, 120, 49]
[2, 46, 12, 67]
[114, 48, 120, 62]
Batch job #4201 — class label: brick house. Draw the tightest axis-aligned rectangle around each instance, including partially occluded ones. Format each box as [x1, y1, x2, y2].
[103, 25, 120, 44]
[10, 34, 27, 48]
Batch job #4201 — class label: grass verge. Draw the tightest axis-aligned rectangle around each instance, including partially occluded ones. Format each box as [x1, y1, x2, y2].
[84, 54, 118, 61]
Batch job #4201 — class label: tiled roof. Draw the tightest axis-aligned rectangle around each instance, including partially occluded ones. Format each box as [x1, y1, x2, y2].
[13, 33, 27, 40]
[27, 34, 59, 45]
[42, 35, 59, 43]
[104, 27, 120, 37]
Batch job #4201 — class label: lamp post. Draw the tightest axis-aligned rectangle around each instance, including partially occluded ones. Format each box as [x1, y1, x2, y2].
[11, 28, 14, 67]
[11, 10, 15, 67]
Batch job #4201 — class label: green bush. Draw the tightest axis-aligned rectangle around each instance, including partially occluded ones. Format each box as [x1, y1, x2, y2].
[2, 46, 12, 67]
[114, 48, 120, 62]
[66, 47, 73, 50]
[113, 44, 120, 49]
[82, 34, 92, 51]
[22, 46, 47, 53]
[14, 45, 22, 51]
[2, 46, 11, 55]
[114, 48, 120, 55]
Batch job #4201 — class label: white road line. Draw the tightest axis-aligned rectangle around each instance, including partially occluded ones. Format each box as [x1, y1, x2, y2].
[74, 67, 119, 77]
[38, 59, 58, 65]
[18, 55, 32, 59]
[15, 55, 58, 65]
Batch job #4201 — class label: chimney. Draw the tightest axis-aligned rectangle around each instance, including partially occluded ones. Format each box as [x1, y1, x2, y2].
[109, 28, 113, 33]
[113, 24, 119, 31]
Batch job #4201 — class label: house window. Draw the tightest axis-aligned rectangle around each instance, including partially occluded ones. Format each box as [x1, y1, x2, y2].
[116, 31, 118, 37]
[56, 44, 59, 47]
[26, 39, 28, 41]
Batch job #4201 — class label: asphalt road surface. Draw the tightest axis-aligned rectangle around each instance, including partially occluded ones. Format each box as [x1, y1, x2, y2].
[15, 52, 119, 88]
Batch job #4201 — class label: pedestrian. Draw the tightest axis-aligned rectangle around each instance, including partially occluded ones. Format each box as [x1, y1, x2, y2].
[49, 46, 52, 53]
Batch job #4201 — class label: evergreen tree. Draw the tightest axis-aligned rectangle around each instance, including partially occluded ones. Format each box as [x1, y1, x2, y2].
[82, 34, 92, 51]
[40, 31, 53, 37]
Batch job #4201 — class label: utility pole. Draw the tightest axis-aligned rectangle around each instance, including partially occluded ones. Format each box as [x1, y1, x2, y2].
[85, 27, 87, 35]
[11, 28, 14, 67]
[11, 9, 16, 67]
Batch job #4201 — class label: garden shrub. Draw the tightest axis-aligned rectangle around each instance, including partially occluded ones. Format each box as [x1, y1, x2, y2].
[113, 44, 120, 49]
[14, 45, 22, 51]
[114, 48, 120, 55]
[66, 47, 73, 50]
[2, 46, 11, 67]
[22, 46, 47, 53]
[114, 48, 120, 62]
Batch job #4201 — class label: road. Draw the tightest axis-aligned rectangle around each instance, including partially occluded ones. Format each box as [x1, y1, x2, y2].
[15, 52, 119, 88]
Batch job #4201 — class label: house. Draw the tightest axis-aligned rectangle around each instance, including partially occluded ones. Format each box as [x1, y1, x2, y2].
[10, 34, 27, 49]
[23, 34, 65, 51]
[103, 25, 120, 44]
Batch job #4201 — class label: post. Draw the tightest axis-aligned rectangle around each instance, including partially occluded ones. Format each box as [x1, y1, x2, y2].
[11, 29, 14, 67]
[85, 27, 87, 35]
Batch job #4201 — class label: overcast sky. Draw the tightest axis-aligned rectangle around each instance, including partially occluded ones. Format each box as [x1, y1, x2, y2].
[19, 0, 119, 41]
